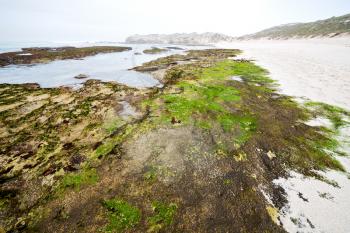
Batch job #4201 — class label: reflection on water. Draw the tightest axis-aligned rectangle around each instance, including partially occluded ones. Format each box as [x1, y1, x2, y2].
[0, 43, 202, 88]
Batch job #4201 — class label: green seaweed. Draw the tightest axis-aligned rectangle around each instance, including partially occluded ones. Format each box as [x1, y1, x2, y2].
[148, 201, 177, 232]
[305, 101, 350, 129]
[60, 168, 99, 191]
[93, 124, 136, 159]
[144, 166, 158, 182]
[103, 118, 125, 135]
[103, 198, 141, 232]
[143, 47, 168, 54]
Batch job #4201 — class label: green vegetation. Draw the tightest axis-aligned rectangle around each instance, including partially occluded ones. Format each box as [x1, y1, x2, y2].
[146, 60, 258, 147]
[94, 140, 117, 159]
[93, 124, 136, 159]
[148, 201, 177, 232]
[143, 59, 346, 172]
[223, 179, 232, 185]
[2, 49, 349, 232]
[103, 118, 125, 135]
[60, 168, 98, 191]
[143, 47, 169, 54]
[103, 198, 141, 232]
[79, 99, 93, 116]
[199, 60, 274, 85]
[305, 101, 350, 130]
[0, 198, 8, 209]
[241, 13, 350, 39]
[144, 166, 158, 182]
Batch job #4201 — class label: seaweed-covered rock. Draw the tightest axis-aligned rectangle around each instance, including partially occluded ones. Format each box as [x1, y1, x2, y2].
[0, 46, 132, 67]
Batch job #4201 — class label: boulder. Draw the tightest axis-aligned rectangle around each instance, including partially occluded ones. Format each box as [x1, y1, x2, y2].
[74, 74, 89, 79]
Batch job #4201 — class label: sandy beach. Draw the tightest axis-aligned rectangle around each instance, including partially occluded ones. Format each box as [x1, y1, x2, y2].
[218, 38, 350, 233]
[219, 37, 350, 110]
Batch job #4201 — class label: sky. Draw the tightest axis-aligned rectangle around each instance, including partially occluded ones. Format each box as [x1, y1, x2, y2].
[0, 0, 350, 42]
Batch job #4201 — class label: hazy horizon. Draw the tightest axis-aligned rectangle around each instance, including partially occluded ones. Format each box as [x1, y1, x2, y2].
[1, 0, 350, 43]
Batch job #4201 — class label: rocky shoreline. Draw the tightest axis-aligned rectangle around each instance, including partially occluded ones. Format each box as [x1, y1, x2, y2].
[0, 49, 348, 232]
[0, 46, 131, 67]
[143, 47, 169, 54]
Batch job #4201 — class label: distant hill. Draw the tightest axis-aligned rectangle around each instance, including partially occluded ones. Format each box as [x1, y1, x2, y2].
[125, 32, 233, 45]
[125, 14, 350, 44]
[239, 13, 350, 39]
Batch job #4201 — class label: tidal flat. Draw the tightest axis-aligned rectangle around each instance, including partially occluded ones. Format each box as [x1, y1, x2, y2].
[0, 48, 349, 232]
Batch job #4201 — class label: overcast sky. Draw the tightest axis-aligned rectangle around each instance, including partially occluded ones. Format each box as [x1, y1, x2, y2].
[1, 0, 350, 42]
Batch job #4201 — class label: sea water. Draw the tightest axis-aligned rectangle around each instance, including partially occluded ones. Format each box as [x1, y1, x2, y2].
[0, 42, 204, 88]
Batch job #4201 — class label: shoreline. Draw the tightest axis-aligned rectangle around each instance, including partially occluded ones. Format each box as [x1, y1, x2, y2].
[1, 49, 349, 232]
[217, 37, 350, 111]
[0, 46, 132, 67]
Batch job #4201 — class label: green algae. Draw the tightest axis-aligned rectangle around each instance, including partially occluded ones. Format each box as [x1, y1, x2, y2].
[151, 58, 346, 174]
[230, 62, 275, 85]
[60, 168, 99, 191]
[197, 60, 274, 85]
[223, 179, 232, 185]
[103, 118, 125, 135]
[0, 199, 8, 210]
[305, 101, 350, 130]
[103, 198, 141, 232]
[143, 47, 169, 54]
[93, 124, 136, 159]
[144, 166, 158, 182]
[145, 60, 257, 149]
[147, 201, 177, 232]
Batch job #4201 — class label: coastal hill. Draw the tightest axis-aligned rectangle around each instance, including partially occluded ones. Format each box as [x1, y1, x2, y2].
[125, 32, 233, 45]
[239, 13, 350, 39]
[125, 13, 350, 44]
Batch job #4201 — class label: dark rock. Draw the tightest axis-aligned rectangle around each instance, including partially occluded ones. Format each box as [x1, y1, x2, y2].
[63, 142, 74, 150]
[22, 83, 41, 89]
[70, 154, 85, 166]
[133, 66, 161, 72]
[42, 165, 57, 176]
[93, 141, 103, 150]
[298, 192, 309, 202]
[74, 74, 89, 79]
[171, 117, 181, 124]
[63, 165, 78, 172]
[166, 46, 184, 50]
[63, 118, 70, 124]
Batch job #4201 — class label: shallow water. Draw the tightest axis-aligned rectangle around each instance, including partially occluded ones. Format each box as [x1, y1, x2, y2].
[0, 42, 202, 88]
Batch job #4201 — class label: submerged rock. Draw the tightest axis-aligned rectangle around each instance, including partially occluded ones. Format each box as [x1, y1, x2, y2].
[22, 83, 41, 89]
[166, 46, 184, 50]
[74, 74, 89, 79]
[0, 46, 132, 67]
[143, 47, 169, 54]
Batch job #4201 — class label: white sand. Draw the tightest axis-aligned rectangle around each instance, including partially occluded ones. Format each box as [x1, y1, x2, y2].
[218, 37, 350, 110]
[218, 38, 350, 233]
